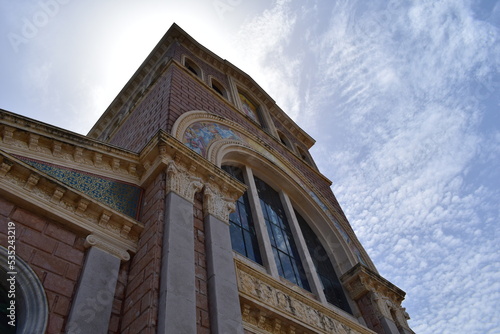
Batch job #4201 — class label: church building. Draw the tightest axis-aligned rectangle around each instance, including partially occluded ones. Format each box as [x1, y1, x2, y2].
[0, 24, 413, 334]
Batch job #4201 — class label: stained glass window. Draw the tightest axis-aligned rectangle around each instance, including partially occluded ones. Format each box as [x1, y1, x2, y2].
[254, 177, 310, 291]
[222, 165, 262, 265]
[296, 211, 352, 313]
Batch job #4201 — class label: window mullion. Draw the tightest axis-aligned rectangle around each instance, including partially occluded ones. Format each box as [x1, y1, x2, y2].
[243, 166, 280, 278]
[279, 191, 328, 304]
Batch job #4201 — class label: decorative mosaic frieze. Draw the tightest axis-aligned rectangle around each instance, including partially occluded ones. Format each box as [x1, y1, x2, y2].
[0, 151, 142, 255]
[16, 157, 143, 219]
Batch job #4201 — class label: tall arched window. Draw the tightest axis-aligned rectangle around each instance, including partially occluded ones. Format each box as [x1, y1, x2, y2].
[220, 161, 354, 309]
[222, 165, 262, 264]
[255, 177, 310, 291]
[296, 211, 352, 313]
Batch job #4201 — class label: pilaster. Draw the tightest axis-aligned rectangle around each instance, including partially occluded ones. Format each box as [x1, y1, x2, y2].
[66, 236, 124, 334]
[204, 181, 245, 333]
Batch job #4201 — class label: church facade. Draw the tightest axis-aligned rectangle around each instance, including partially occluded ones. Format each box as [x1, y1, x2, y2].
[0, 24, 413, 334]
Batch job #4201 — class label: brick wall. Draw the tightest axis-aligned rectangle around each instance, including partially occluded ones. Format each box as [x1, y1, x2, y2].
[0, 197, 85, 334]
[109, 47, 353, 245]
[193, 192, 210, 334]
[119, 172, 165, 334]
[108, 67, 172, 152]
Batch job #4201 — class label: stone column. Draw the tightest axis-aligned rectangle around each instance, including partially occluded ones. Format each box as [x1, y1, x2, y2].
[66, 235, 128, 334]
[203, 183, 244, 334]
[341, 264, 414, 334]
[157, 162, 203, 334]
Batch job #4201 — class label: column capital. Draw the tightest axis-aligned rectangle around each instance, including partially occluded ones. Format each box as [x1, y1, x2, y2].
[165, 159, 204, 203]
[84, 234, 131, 261]
[203, 181, 240, 223]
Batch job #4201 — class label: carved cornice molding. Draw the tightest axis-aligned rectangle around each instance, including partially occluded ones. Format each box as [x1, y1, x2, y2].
[235, 259, 375, 334]
[341, 264, 413, 331]
[0, 150, 142, 256]
[341, 264, 406, 304]
[0, 111, 142, 183]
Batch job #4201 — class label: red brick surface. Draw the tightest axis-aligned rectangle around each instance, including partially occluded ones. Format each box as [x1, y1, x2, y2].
[194, 192, 211, 334]
[0, 198, 85, 334]
[119, 172, 165, 334]
[356, 292, 384, 334]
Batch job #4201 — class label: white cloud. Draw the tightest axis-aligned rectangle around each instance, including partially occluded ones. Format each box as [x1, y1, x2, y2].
[300, 1, 500, 333]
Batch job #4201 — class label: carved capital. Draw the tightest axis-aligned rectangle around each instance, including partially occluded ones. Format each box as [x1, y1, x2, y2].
[165, 160, 203, 202]
[84, 234, 130, 261]
[203, 182, 238, 223]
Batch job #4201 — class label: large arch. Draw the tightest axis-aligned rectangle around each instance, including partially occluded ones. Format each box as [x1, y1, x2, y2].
[0, 246, 48, 334]
[171, 110, 366, 271]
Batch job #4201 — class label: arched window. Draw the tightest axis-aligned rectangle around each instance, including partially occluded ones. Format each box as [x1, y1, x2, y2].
[277, 131, 293, 151]
[255, 177, 310, 291]
[222, 165, 262, 264]
[297, 146, 314, 166]
[220, 160, 354, 309]
[210, 78, 228, 99]
[183, 57, 202, 79]
[295, 211, 352, 313]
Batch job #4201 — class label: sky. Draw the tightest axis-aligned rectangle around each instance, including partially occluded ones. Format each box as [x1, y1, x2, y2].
[1, 0, 499, 333]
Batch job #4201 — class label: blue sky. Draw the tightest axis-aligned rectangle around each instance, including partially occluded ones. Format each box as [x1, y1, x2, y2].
[1, 0, 499, 333]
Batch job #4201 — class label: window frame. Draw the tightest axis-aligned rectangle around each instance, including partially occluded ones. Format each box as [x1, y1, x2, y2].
[209, 77, 229, 100]
[182, 56, 203, 80]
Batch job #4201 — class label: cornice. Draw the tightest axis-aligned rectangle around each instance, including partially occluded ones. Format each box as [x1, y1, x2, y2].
[0, 149, 142, 257]
[341, 264, 406, 304]
[0, 110, 142, 184]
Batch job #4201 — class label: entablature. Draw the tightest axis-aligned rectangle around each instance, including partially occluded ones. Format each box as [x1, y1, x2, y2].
[0, 110, 142, 184]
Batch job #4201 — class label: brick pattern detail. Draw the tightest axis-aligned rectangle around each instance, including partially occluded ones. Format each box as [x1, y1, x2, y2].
[356, 292, 384, 334]
[108, 261, 130, 334]
[119, 172, 165, 334]
[194, 192, 211, 334]
[108, 68, 172, 152]
[0, 197, 85, 334]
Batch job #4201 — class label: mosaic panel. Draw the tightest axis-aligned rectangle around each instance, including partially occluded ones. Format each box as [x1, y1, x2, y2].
[182, 121, 244, 157]
[18, 157, 142, 218]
